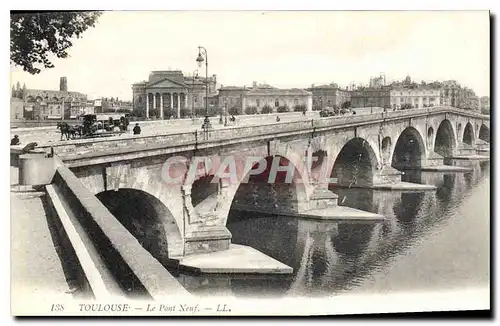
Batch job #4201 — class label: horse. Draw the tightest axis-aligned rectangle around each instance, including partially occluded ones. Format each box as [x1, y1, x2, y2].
[57, 122, 71, 140]
[57, 122, 81, 140]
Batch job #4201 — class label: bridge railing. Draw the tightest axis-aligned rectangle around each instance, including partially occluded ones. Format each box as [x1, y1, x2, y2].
[45, 106, 489, 157]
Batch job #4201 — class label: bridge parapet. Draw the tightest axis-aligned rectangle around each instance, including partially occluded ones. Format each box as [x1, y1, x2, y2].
[40, 107, 489, 160]
[49, 162, 189, 299]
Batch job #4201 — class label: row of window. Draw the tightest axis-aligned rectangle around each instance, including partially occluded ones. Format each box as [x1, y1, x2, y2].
[393, 97, 438, 102]
[223, 98, 301, 107]
[138, 95, 200, 103]
[394, 91, 440, 96]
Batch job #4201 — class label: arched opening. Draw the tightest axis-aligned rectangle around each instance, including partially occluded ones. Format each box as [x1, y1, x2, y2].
[479, 124, 490, 143]
[96, 189, 182, 266]
[310, 150, 327, 183]
[191, 174, 219, 209]
[331, 138, 378, 187]
[381, 137, 392, 164]
[427, 127, 434, 145]
[391, 127, 425, 170]
[434, 119, 456, 157]
[463, 123, 474, 146]
[228, 155, 307, 217]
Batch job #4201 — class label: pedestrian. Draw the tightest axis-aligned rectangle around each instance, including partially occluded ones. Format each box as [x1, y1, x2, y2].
[302, 110, 306, 116]
[276, 116, 281, 122]
[10, 135, 20, 146]
[133, 123, 141, 135]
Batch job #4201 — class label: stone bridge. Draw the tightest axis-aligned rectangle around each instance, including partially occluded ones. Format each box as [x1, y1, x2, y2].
[41, 107, 490, 262]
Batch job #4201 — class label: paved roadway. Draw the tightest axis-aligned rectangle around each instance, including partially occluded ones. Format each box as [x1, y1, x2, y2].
[11, 112, 322, 147]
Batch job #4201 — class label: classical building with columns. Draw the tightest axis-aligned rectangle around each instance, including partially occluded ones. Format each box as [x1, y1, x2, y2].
[132, 70, 217, 119]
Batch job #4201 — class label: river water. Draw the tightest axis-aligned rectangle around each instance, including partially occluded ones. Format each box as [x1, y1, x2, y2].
[174, 161, 490, 298]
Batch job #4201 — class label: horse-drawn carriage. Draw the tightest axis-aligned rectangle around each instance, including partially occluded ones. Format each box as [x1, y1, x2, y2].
[57, 113, 130, 140]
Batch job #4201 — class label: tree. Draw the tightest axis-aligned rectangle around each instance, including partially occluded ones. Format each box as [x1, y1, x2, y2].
[11, 85, 16, 98]
[341, 101, 351, 109]
[11, 11, 102, 74]
[245, 106, 258, 115]
[228, 106, 240, 115]
[293, 104, 306, 112]
[277, 105, 290, 113]
[261, 105, 273, 114]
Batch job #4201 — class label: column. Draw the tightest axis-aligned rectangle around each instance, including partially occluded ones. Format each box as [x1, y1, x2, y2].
[145, 93, 149, 118]
[160, 94, 164, 119]
[184, 93, 188, 109]
[306, 94, 313, 112]
[153, 93, 156, 114]
[177, 94, 181, 118]
[170, 93, 173, 109]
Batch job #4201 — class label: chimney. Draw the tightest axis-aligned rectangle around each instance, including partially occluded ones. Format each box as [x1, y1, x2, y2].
[60, 77, 68, 92]
[252, 81, 257, 89]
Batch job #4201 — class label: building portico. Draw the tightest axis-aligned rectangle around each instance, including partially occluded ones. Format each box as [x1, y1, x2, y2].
[133, 70, 217, 119]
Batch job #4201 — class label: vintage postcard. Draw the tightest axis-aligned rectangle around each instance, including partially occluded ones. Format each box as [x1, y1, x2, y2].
[9, 10, 490, 316]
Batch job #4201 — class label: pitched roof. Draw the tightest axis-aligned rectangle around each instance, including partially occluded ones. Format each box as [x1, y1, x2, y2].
[146, 77, 187, 88]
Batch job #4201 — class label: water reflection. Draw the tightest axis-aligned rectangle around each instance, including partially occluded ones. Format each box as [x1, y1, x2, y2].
[176, 162, 489, 297]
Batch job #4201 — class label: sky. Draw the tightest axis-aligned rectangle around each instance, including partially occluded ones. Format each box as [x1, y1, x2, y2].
[9, 11, 490, 100]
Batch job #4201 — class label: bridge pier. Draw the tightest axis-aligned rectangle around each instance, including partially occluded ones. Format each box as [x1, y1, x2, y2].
[183, 226, 232, 256]
[372, 165, 403, 185]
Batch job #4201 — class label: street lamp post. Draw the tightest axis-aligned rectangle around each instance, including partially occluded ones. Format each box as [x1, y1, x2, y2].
[224, 98, 228, 126]
[196, 46, 211, 132]
[191, 70, 198, 119]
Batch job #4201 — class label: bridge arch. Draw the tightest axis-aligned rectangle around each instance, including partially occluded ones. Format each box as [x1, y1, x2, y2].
[434, 119, 457, 157]
[479, 124, 490, 143]
[227, 154, 309, 218]
[331, 137, 380, 187]
[391, 127, 426, 170]
[462, 122, 475, 146]
[191, 173, 220, 211]
[427, 126, 434, 148]
[96, 188, 182, 263]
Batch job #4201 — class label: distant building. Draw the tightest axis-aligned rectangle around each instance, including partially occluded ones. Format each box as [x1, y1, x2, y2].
[350, 86, 391, 109]
[13, 77, 88, 120]
[10, 98, 24, 120]
[132, 70, 218, 119]
[390, 86, 440, 109]
[84, 100, 96, 115]
[480, 96, 490, 114]
[369, 76, 385, 88]
[307, 84, 351, 110]
[439, 80, 462, 107]
[218, 81, 312, 114]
